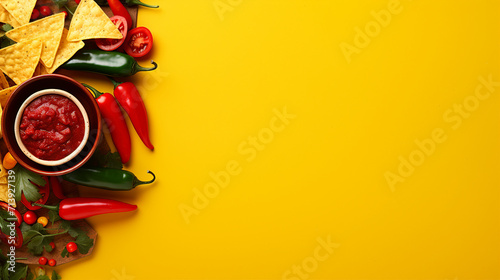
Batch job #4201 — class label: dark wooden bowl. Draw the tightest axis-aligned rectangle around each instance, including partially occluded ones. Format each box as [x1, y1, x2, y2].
[1, 74, 102, 176]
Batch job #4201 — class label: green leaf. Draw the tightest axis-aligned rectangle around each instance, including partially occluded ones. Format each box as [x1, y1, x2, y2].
[1, 24, 13, 32]
[26, 271, 34, 280]
[51, 270, 62, 280]
[12, 165, 45, 202]
[52, 0, 69, 8]
[60, 247, 69, 258]
[48, 210, 61, 226]
[9, 263, 28, 280]
[76, 233, 94, 255]
[2, 263, 9, 280]
[33, 276, 50, 280]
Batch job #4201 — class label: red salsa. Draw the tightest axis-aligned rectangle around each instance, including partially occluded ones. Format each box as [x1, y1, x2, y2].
[19, 94, 85, 161]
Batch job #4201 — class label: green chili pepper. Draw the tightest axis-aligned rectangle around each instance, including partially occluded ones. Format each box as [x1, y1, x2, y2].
[95, 0, 159, 8]
[61, 50, 158, 77]
[61, 168, 155, 191]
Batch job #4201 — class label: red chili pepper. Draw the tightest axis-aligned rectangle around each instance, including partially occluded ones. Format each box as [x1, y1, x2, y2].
[21, 177, 50, 211]
[109, 77, 154, 150]
[0, 202, 22, 227]
[34, 197, 137, 220]
[50, 176, 67, 200]
[83, 83, 131, 164]
[107, 0, 133, 30]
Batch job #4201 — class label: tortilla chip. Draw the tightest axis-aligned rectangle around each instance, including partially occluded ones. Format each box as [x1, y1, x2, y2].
[0, 151, 13, 206]
[0, 0, 37, 26]
[44, 28, 85, 74]
[67, 0, 123, 42]
[0, 85, 17, 108]
[0, 4, 20, 28]
[0, 72, 8, 89]
[0, 38, 43, 85]
[6, 13, 65, 68]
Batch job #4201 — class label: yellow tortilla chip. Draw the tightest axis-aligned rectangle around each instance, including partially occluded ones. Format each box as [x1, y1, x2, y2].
[6, 13, 65, 68]
[67, 0, 123, 42]
[0, 72, 8, 89]
[44, 28, 85, 74]
[0, 151, 13, 206]
[0, 38, 42, 85]
[0, 0, 37, 26]
[0, 85, 17, 108]
[0, 4, 20, 28]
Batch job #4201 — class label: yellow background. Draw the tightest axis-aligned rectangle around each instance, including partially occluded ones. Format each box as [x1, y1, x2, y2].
[60, 0, 500, 279]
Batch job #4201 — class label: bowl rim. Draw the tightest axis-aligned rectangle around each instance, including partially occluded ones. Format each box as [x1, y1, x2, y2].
[14, 88, 90, 166]
[1, 74, 102, 176]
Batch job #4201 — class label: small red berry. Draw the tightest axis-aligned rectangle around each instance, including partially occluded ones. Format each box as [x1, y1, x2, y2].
[40, 6, 52, 17]
[31, 9, 40, 20]
[38, 257, 48, 265]
[48, 259, 56, 267]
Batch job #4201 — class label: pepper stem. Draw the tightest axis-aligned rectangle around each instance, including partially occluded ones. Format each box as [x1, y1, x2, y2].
[33, 203, 58, 211]
[82, 83, 104, 99]
[133, 170, 156, 187]
[134, 60, 158, 74]
[108, 77, 123, 89]
[128, 0, 159, 8]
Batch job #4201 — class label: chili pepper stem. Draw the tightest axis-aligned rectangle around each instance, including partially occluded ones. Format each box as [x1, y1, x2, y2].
[133, 170, 156, 187]
[130, 0, 159, 8]
[108, 76, 122, 89]
[82, 83, 104, 99]
[135, 60, 158, 73]
[32, 203, 58, 211]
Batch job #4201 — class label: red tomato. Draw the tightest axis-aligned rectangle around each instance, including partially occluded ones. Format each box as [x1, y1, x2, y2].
[96, 16, 128, 51]
[48, 259, 56, 267]
[38, 257, 48, 265]
[21, 177, 50, 211]
[31, 9, 40, 21]
[66, 242, 78, 253]
[124, 27, 153, 58]
[40, 6, 52, 17]
[23, 211, 37, 225]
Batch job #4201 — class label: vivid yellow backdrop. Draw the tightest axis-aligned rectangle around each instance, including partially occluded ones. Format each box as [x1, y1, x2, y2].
[60, 0, 500, 279]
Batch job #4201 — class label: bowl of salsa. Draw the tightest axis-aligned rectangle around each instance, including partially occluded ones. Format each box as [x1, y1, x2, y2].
[14, 89, 90, 166]
[2, 74, 101, 176]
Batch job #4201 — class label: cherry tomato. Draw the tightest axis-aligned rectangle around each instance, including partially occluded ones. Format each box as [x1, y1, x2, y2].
[40, 6, 52, 17]
[0, 202, 21, 227]
[21, 177, 50, 211]
[31, 9, 40, 21]
[49, 242, 55, 250]
[37, 216, 48, 227]
[66, 241, 78, 253]
[23, 211, 37, 225]
[124, 27, 153, 58]
[96, 16, 128, 51]
[38, 257, 48, 265]
[48, 259, 56, 267]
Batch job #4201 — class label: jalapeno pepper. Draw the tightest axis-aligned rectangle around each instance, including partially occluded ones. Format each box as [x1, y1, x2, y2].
[109, 77, 154, 150]
[34, 197, 137, 220]
[96, 0, 159, 8]
[107, 0, 133, 29]
[83, 83, 131, 164]
[61, 50, 157, 77]
[62, 168, 155, 191]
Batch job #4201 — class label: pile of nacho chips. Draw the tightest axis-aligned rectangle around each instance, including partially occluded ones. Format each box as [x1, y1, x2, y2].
[0, 0, 122, 100]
